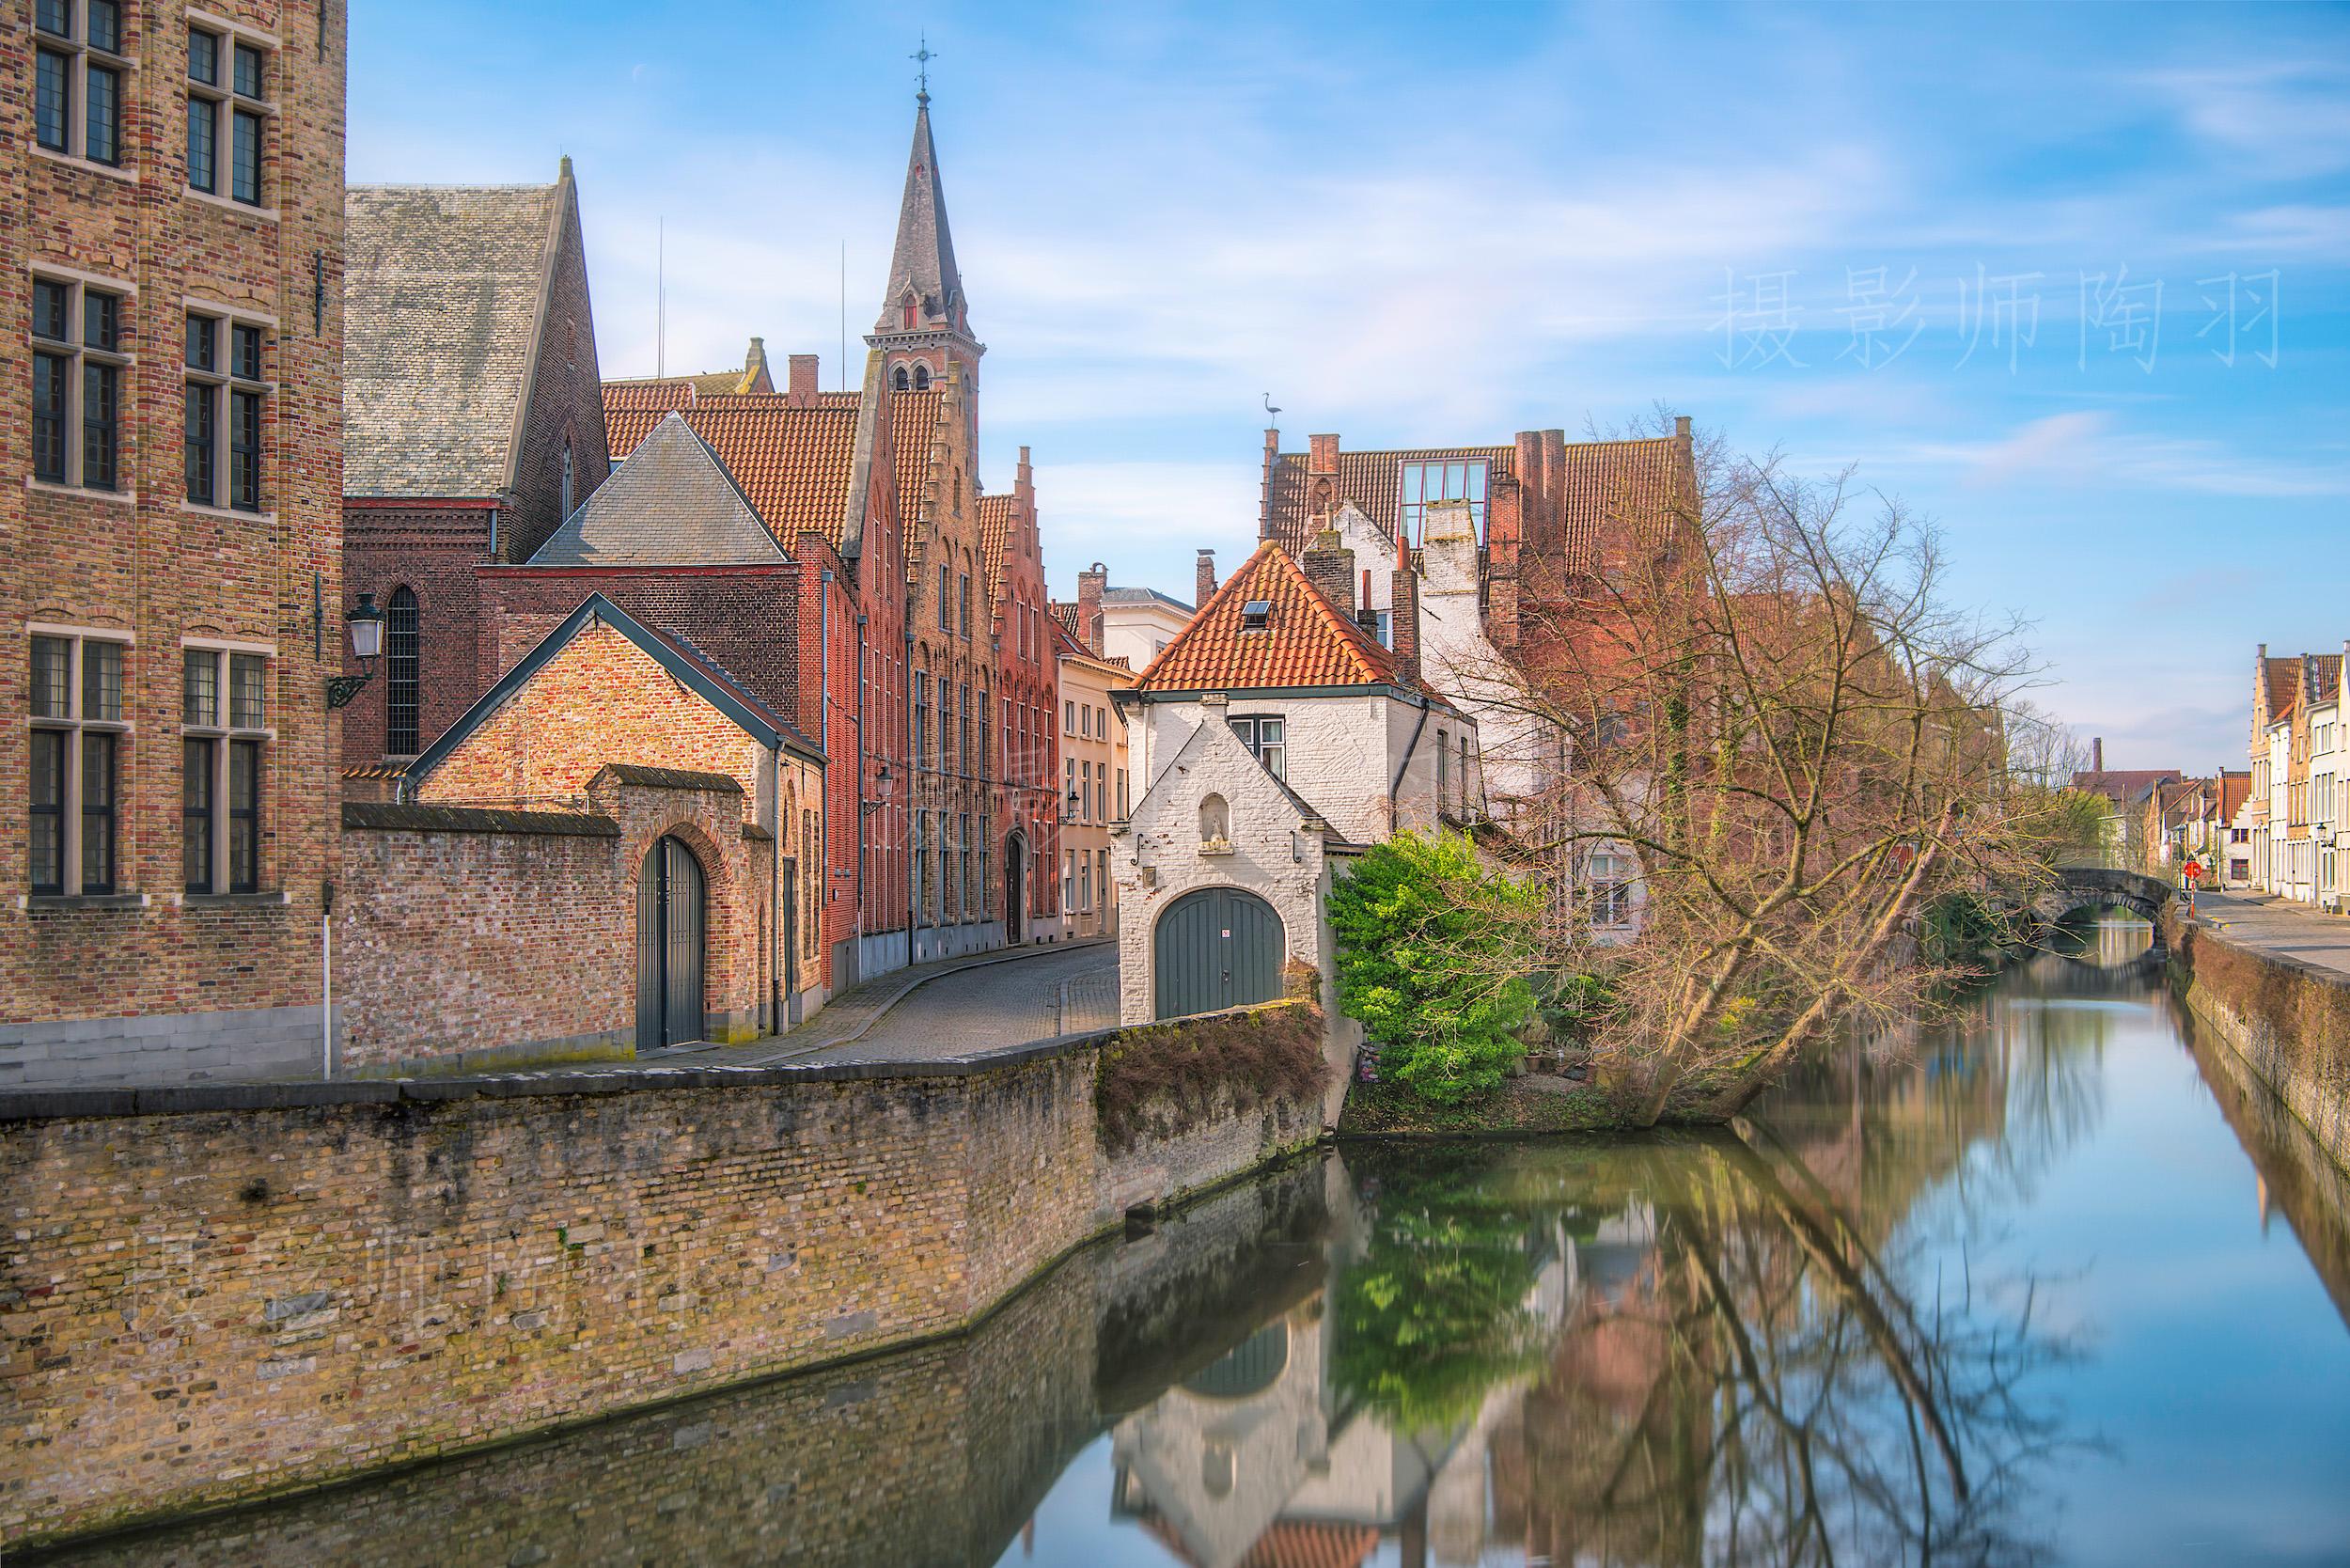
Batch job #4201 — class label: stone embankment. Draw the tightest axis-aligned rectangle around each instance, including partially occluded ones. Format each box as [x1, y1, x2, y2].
[0, 1003, 1324, 1548]
[2164, 905, 2350, 1178]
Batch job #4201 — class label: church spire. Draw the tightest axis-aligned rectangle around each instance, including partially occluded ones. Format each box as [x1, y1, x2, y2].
[869, 82, 981, 392]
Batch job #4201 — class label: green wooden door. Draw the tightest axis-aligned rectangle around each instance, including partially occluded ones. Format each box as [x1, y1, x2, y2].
[1153, 886, 1282, 1020]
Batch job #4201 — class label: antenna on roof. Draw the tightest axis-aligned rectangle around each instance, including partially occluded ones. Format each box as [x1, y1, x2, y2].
[655, 215, 666, 380]
[839, 240, 847, 396]
[1263, 392, 1281, 422]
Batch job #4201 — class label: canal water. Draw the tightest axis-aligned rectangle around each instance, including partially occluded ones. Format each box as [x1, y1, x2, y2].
[42, 917, 2350, 1567]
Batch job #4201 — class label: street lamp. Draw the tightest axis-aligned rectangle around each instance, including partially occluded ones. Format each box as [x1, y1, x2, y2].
[1062, 782, 1082, 823]
[859, 761, 896, 817]
[326, 593, 386, 710]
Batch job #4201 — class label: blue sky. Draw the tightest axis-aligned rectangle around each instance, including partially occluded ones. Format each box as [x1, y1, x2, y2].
[350, 2, 2350, 771]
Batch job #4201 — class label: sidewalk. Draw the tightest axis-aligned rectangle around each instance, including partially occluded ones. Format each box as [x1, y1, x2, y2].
[2187, 890, 2350, 980]
[614, 937, 1114, 1072]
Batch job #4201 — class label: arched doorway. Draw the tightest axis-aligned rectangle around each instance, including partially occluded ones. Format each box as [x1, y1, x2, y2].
[1152, 886, 1281, 1020]
[636, 835, 706, 1050]
[1003, 831, 1027, 942]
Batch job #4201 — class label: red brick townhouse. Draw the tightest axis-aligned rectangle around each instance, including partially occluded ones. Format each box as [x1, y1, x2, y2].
[339, 159, 612, 767]
[337, 591, 824, 1071]
[2, 0, 350, 1088]
[980, 449, 1056, 941]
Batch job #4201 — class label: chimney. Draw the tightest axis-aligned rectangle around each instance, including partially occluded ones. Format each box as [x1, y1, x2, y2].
[1260, 428, 1279, 542]
[787, 353, 818, 407]
[1675, 414, 1692, 440]
[1308, 433, 1339, 476]
[1196, 549, 1216, 608]
[2092, 736, 2104, 774]
[1357, 568, 1379, 635]
[1390, 567, 1420, 687]
[1078, 562, 1106, 657]
[1301, 527, 1355, 615]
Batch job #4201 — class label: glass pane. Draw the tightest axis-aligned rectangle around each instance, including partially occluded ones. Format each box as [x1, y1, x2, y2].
[230, 388, 261, 510]
[82, 639, 121, 721]
[187, 95, 217, 192]
[84, 290, 118, 352]
[185, 384, 216, 505]
[231, 322, 262, 381]
[35, 0, 70, 38]
[189, 27, 219, 86]
[83, 361, 118, 490]
[183, 649, 218, 725]
[32, 279, 69, 342]
[183, 737, 214, 893]
[31, 637, 70, 717]
[86, 64, 119, 164]
[228, 740, 258, 893]
[33, 353, 67, 484]
[229, 652, 266, 728]
[29, 730, 65, 893]
[231, 106, 260, 204]
[233, 41, 264, 100]
[1467, 462, 1487, 501]
[35, 50, 70, 151]
[185, 313, 216, 370]
[89, 0, 119, 53]
[81, 732, 116, 893]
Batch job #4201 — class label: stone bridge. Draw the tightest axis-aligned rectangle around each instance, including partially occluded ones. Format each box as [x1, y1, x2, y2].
[2039, 865, 2175, 925]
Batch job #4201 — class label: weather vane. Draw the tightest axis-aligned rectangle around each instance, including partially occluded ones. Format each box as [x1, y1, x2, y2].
[1263, 393, 1281, 422]
[911, 35, 937, 103]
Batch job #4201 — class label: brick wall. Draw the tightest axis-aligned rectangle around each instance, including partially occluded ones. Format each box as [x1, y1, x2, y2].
[500, 177, 611, 567]
[478, 566, 800, 721]
[339, 499, 494, 762]
[0, 3, 349, 1063]
[0, 1016, 1324, 1545]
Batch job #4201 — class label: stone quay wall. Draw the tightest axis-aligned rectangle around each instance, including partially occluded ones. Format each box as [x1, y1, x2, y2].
[2165, 905, 2350, 1177]
[0, 1016, 1326, 1548]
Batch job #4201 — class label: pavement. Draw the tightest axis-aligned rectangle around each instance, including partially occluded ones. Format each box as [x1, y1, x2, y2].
[2187, 889, 2350, 980]
[615, 937, 1120, 1073]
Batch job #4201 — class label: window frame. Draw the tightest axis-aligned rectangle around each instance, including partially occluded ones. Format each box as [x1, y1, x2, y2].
[384, 586, 420, 756]
[180, 640, 274, 895]
[1397, 457, 1491, 546]
[182, 303, 273, 513]
[27, 626, 133, 899]
[30, 270, 134, 495]
[33, 0, 132, 172]
[186, 19, 273, 210]
[1230, 713, 1287, 780]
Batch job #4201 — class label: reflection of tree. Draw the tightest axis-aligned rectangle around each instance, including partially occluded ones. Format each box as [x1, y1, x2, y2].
[1329, 1148, 1559, 1432]
[1493, 1134, 2071, 1567]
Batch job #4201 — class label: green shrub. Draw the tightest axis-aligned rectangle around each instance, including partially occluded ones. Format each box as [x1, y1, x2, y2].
[1327, 831, 1542, 1105]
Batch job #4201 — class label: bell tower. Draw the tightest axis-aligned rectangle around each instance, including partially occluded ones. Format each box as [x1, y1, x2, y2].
[868, 72, 983, 406]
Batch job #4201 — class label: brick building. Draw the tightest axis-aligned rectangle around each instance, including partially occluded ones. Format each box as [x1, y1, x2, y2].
[340, 161, 612, 766]
[2, 0, 350, 1087]
[982, 449, 1058, 940]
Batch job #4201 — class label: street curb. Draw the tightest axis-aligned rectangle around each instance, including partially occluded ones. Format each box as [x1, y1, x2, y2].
[758, 938, 1115, 1064]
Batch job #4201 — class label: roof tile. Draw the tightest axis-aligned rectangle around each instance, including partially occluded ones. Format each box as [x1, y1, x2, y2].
[604, 391, 863, 546]
[1135, 542, 1402, 694]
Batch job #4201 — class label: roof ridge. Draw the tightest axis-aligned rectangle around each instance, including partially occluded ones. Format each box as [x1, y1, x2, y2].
[1262, 544, 1391, 685]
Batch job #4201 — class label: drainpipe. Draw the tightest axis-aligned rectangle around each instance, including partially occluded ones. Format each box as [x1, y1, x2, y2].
[321, 880, 335, 1079]
[905, 627, 918, 973]
[816, 568, 834, 1014]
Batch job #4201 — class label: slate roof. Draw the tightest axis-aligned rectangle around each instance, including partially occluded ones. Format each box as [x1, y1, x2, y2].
[1047, 601, 1081, 637]
[527, 413, 784, 566]
[344, 182, 561, 498]
[1134, 541, 1409, 696]
[873, 102, 965, 337]
[604, 391, 864, 547]
[1104, 585, 1193, 612]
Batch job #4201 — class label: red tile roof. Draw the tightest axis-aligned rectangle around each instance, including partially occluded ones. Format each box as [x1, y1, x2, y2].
[1047, 600, 1081, 637]
[603, 390, 861, 547]
[1267, 444, 1514, 550]
[1135, 541, 1405, 695]
[2264, 655, 2303, 720]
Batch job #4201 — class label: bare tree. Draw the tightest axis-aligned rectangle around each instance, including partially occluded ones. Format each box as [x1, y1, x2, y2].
[1434, 418, 2082, 1125]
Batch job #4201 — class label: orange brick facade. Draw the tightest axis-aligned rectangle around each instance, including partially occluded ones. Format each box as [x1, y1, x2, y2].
[1, 0, 350, 1083]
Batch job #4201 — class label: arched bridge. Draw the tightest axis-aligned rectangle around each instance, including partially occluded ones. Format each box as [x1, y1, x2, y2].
[2039, 865, 2175, 925]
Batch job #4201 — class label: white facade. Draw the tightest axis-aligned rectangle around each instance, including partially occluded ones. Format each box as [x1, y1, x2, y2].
[1102, 593, 1194, 676]
[2314, 699, 2345, 911]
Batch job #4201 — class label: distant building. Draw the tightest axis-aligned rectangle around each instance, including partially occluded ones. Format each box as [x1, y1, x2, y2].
[1051, 615, 1133, 943]
[980, 454, 1058, 941]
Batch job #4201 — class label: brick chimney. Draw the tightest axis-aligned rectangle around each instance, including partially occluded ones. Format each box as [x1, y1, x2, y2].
[1390, 567, 1420, 687]
[2092, 736, 2104, 774]
[1195, 548, 1216, 608]
[1357, 568, 1379, 636]
[1306, 433, 1340, 526]
[1078, 562, 1106, 656]
[787, 353, 819, 407]
[1301, 527, 1355, 615]
[1260, 428, 1279, 541]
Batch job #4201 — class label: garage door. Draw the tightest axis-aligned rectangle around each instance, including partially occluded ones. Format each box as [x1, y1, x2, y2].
[1153, 886, 1282, 1020]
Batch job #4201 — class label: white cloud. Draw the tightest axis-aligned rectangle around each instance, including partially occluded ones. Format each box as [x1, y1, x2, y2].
[1030, 461, 1261, 601]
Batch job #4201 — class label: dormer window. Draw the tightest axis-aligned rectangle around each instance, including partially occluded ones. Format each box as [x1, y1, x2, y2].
[1240, 600, 1273, 633]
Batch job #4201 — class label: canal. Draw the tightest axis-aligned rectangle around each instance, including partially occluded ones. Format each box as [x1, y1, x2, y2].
[39, 917, 2350, 1566]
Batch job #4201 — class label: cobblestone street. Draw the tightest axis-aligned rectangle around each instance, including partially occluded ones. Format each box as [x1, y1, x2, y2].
[780, 942, 1119, 1066]
[2188, 890, 2350, 980]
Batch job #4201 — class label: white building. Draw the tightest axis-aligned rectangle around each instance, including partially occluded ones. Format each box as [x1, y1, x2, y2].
[1112, 540, 1481, 1107]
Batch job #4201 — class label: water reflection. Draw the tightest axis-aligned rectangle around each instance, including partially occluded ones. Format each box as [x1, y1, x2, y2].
[37, 926, 2350, 1568]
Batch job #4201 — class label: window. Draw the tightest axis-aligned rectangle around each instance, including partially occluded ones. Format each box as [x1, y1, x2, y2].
[1230, 715, 1286, 780]
[1079, 851, 1091, 914]
[1063, 849, 1074, 910]
[957, 682, 970, 776]
[1460, 733, 1472, 814]
[892, 366, 909, 391]
[1375, 609, 1392, 648]
[29, 630, 131, 897]
[1098, 849, 1109, 917]
[384, 587, 419, 755]
[1065, 756, 1075, 813]
[1240, 600, 1273, 633]
[958, 572, 971, 639]
[182, 646, 270, 894]
[914, 670, 931, 770]
[1065, 698, 1076, 732]
[938, 565, 951, 631]
[915, 811, 928, 921]
[35, 0, 126, 167]
[1587, 852, 1633, 927]
[189, 24, 267, 205]
[1081, 760, 1092, 823]
[1398, 458, 1489, 545]
[1436, 729, 1449, 807]
[959, 811, 972, 919]
[183, 310, 268, 510]
[913, 363, 931, 391]
[1117, 767, 1129, 820]
[32, 274, 130, 492]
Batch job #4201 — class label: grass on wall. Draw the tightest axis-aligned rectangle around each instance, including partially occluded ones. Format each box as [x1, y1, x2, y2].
[1094, 1001, 1328, 1155]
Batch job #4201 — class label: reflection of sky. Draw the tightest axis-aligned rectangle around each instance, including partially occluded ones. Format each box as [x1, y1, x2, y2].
[1912, 988, 2350, 1568]
[992, 1436, 1184, 1568]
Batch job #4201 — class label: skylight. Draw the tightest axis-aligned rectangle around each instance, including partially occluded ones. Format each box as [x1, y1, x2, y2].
[1240, 600, 1273, 632]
